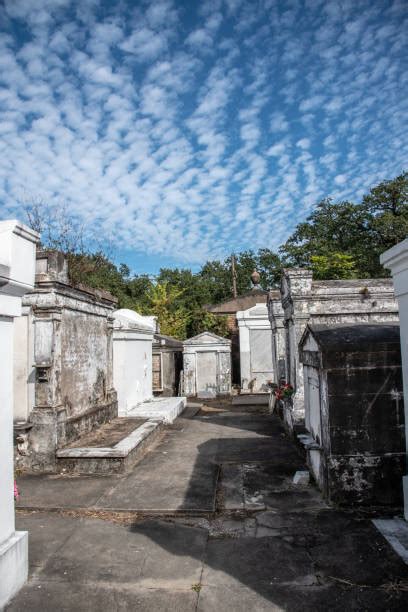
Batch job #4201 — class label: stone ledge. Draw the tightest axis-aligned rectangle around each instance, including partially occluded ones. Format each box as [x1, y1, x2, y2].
[56, 420, 163, 475]
[56, 420, 160, 459]
[126, 397, 186, 424]
[297, 434, 322, 451]
[373, 518, 408, 565]
[232, 394, 269, 405]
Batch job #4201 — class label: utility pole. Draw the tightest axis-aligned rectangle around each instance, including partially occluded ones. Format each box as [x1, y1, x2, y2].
[231, 253, 237, 298]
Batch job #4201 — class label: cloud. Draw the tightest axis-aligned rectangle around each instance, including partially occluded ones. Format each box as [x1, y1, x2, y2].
[296, 138, 311, 150]
[119, 28, 168, 61]
[0, 0, 406, 269]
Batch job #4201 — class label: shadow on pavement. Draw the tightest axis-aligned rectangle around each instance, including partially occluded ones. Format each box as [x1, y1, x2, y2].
[132, 405, 408, 610]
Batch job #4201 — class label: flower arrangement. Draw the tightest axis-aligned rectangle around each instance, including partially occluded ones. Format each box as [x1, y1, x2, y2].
[273, 383, 294, 401]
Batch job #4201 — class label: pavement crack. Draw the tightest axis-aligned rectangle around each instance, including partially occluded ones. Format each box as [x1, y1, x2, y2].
[194, 527, 209, 612]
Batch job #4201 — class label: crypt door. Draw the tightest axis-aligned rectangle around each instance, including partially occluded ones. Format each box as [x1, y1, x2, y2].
[196, 351, 217, 396]
[152, 353, 162, 392]
[249, 328, 273, 391]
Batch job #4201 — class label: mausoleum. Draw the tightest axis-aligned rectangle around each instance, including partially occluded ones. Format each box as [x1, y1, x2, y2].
[153, 333, 183, 396]
[299, 323, 405, 507]
[205, 287, 268, 385]
[183, 332, 231, 398]
[13, 250, 118, 471]
[236, 302, 275, 393]
[113, 309, 155, 415]
[381, 239, 408, 520]
[269, 268, 399, 433]
[0, 220, 39, 608]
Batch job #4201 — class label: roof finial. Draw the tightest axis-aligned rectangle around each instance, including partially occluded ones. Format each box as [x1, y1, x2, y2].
[251, 269, 261, 290]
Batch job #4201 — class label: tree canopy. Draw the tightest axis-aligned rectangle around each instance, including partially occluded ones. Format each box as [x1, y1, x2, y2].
[280, 172, 407, 278]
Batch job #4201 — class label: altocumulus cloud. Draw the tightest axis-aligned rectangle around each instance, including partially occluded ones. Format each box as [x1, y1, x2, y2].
[0, 0, 407, 268]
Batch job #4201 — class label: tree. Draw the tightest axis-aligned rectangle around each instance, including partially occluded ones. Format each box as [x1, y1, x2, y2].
[256, 248, 283, 287]
[187, 310, 229, 338]
[361, 172, 408, 275]
[25, 200, 87, 255]
[280, 198, 368, 269]
[310, 253, 357, 280]
[280, 171, 408, 278]
[199, 260, 232, 304]
[144, 282, 190, 339]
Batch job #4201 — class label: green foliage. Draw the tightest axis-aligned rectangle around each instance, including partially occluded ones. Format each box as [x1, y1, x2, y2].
[143, 281, 190, 340]
[310, 253, 357, 280]
[280, 172, 408, 278]
[67, 252, 153, 310]
[187, 310, 229, 338]
[280, 198, 368, 269]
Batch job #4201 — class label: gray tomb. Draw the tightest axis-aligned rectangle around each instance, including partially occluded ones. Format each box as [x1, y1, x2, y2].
[13, 250, 118, 472]
[152, 333, 183, 397]
[183, 332, 231, 398]
[268, 268, 399, 435]
[299, 323, 405, 507]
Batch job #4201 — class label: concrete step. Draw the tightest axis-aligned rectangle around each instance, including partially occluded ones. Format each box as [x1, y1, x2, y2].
[126, 396, 186, 423]
[232, 393, 270, 405]
[56, 417, 164, 475]
[182, 403, 202, 418]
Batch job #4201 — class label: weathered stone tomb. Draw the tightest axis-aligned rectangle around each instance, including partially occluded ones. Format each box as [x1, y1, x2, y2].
[381, 239, 408, 520]
[0, 220, 39, 608]
[13, 250, 118, 471]
[299, 323, 405, 507]
[152, 333, 183, 396]
[183, 331, 231, 398]
[113, 309, 154, 415]
[205, 288, 268, 385]
[269, 269, 399, 433]
[266, 289, 286, 385]
[237, 301, 277, 393]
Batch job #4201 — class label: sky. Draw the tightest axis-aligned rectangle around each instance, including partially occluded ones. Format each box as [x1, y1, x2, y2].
[0, 0, 407, 274]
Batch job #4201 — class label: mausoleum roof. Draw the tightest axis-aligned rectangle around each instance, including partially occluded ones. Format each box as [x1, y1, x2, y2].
[153, 333, 183, 348]
[113, 308, 154, 332]
[301, 323, 401, 354]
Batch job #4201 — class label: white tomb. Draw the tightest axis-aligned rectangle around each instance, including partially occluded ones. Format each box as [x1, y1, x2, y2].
[236, 303, 274, 393]
[113, 309, 155, 415]
[381, 240, 408, 520]
[0, 220, 39, 608]
[183, 332, 231, 398]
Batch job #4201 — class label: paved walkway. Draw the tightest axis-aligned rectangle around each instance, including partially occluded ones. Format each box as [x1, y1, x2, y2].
[9, 402, 408, 611]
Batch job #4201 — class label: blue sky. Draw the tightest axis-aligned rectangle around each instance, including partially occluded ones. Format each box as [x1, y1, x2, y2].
[0, 0, 407, 274]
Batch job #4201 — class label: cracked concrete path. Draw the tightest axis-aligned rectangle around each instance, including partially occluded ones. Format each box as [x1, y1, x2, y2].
[9, 402, 408, 610]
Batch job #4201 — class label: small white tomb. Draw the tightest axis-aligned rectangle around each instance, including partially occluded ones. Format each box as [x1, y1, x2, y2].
[236, 303, 274, 393]
[113, 309, 155, 415]
[183, 332, 231, 398]
[0, 220, 39, 608]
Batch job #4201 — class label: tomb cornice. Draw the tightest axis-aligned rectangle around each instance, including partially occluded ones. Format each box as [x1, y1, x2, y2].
[23, 286, 115, 318]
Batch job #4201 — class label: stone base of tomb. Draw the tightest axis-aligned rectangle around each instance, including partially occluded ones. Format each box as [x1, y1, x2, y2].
[55, 398, 186, 475]
[56, 417, 164, 475]
[14, 391, 118, 472]
[326, 453, 405, 507]
[0, 531, 28, 610]
[274, 398, 305, 438]
[231, 393, 269, 405]
[374, 517, 408, 564]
